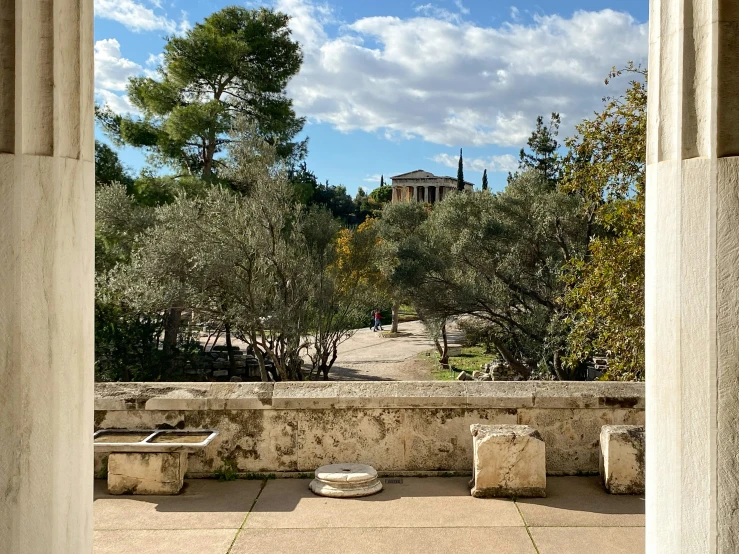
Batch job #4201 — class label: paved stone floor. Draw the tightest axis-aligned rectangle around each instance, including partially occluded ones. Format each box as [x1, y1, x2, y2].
[94, 476, 644, 553]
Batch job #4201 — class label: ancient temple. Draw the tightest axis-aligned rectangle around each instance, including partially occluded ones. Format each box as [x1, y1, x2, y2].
[390, 170, 474, 203]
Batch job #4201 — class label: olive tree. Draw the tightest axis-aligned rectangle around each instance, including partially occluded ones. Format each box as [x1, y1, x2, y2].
[381, 172, 587, 379]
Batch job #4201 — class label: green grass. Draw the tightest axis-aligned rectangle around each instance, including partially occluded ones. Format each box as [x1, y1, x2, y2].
[397, 304, 418, 323]
[426, 345, 493, 381]
[431, 365, 457, 381]
[448, 345, 491, 372]
[214, 459, 240, 481]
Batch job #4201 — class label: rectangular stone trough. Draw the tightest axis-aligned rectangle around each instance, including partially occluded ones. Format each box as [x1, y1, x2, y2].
[94, 429, 218, 495]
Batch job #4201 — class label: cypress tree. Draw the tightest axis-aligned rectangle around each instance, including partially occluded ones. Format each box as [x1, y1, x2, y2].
[380, 174, 384, 187]
[457, 148, 465, 191]
[482, 169, 488, 191]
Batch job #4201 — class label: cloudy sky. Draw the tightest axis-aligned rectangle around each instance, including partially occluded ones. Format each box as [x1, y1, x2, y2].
[94, 0, 648, 194]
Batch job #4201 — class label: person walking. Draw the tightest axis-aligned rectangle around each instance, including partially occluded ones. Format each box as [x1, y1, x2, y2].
[373, 308, 384, 332]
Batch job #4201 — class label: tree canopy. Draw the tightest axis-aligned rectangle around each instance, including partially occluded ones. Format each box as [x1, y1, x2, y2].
[510, 113, 561, 186]
[97, 6, 305, 181]
[95, 140, 133, 189]
[559, 65, 647, 380]
[380, 171, 585, 378]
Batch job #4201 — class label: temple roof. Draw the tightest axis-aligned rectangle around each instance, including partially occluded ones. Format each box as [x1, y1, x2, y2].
[391, 169, 475, 187]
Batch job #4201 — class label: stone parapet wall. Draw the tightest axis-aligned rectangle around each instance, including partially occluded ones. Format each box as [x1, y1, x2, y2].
[95, 381, 644, 477]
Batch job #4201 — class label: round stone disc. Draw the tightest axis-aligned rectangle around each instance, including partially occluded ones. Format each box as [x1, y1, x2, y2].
[309, 463, 383, 498]
[315, 463, 377, 483]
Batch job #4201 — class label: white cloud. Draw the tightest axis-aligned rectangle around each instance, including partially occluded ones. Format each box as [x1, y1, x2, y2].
[146, 53, 164, 68]
[413, 3, 465, 24]
[94, 38, 142, 91]
[363, 173, 385, 183]
[454, 0, 470, 15]
[432, 153, 518, 173]
[94, 39, 142, 115]
[95, 88, 140, 115]
[177, 11, 192, 34]
[143, 52, 165, 78]
[94, 0, 189, 33]
[275, 0, 332, 49]
[277, 0, 647, 148]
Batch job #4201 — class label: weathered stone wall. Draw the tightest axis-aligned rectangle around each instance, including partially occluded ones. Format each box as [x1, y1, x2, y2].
[95, 382, 644, 477]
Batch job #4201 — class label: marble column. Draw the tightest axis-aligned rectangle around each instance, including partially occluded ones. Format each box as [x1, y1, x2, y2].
[646, 0, 739, 551]
[0, 0, 94, 553]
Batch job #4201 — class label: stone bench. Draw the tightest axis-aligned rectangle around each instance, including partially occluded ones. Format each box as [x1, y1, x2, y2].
[470, 424, 546, 498]
[599, 425, 645, 494]
[94, 429, 218, 495]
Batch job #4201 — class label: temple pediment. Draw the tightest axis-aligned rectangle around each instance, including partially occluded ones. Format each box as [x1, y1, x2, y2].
[390, 170, 436, 180]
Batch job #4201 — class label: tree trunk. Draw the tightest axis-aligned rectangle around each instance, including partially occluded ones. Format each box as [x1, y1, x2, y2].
[391, 300, 400, 333]
[441, 323, 449, 362]
[435, 323, 450, 365]
[321, 348, 339, 381]
[552, 350, 565, 381]
[224, 322, 236, 378]
[162, 308, 181, 374]
[491, 337, 531, 380]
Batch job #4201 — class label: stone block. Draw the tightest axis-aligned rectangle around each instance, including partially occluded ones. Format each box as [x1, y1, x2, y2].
[599, 425, 645, 494]
[107, 452, 188, 495]
[470, 424, 546, 498]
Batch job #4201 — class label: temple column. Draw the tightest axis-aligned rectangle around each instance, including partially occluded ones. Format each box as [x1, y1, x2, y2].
[646, 0, 739, 551]
[0, 0, 94, 553]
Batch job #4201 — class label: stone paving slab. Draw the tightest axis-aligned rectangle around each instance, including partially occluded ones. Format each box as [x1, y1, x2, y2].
[516, 477, 645, 527]
[231, 527, 537, 554]
[530, 527, 645, 554]
[244, 477, 524, 529]
[93, 529, 237, 554]
[92, 476, 645, 553]
[93, 479, 261, 530]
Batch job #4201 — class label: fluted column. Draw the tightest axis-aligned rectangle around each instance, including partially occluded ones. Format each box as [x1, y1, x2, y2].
[646, 0, 739, 551]
[0, 0, 94, 553]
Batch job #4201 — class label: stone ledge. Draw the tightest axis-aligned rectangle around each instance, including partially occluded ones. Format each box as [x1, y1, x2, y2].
[96, 381, 644, 411]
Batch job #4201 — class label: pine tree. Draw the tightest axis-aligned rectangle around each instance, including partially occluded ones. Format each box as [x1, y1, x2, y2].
[457, 148, 465, 191]
[96, 7, 305, 180]
[482, 169, 488, 191]
[517, 113, 561, 186]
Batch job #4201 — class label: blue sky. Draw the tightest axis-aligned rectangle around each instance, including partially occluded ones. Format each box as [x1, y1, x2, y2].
[94, 0, 649, 195]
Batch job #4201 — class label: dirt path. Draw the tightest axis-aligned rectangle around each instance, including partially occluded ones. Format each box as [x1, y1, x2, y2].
[200, 319, 463, 381]
[327, 320, 463, 381]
